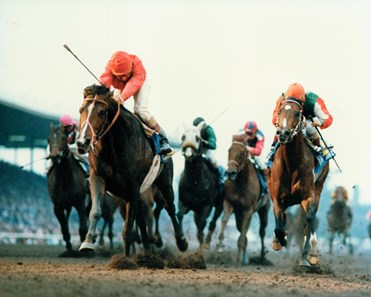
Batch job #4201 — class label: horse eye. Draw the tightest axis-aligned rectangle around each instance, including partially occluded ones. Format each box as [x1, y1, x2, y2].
[295, 111, 300, 118]
[196, 135, 200, 142]
[98, 109, 106, 118]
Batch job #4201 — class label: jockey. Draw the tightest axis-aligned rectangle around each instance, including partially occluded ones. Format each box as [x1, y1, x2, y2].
[267, 82, 333, 162]
[193, 117, 217, 165]
[239, 120, 267, 192]
[100, 50, 174, 156]
[46, 114, 89, 176]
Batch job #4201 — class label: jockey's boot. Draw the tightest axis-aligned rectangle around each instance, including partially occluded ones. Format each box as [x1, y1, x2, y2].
[159, 127, 174, 156]
[265, 144, 276, 164]
[312, 137, 323, 154]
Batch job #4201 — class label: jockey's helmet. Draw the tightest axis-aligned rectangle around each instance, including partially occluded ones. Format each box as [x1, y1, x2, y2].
[286, 83, 305, 102]
[244, 120, 257, 134]
[60, 114, 76, 127]
[109, 51, 133, 76]
[193, 117, 205, 127]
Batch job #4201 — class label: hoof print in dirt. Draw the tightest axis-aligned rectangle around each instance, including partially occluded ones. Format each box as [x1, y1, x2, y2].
[134, 253, 165, 269]
[108, 255, 138, 270]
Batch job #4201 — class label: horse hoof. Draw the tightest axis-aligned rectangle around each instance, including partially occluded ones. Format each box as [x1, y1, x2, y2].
[307, 253, 319, 265]
[79, 241, 95, 252]
[300, 259, 311, 267]
[176, 237, 188, 252]
[155, 237, 163, 248]
[272, 238, 282, 251]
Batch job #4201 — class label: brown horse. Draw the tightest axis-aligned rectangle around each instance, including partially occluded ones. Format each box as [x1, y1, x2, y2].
[47, 124, 88, 253]
[76, 85, 188, 256]
[217, 133, 270, 264]
[266, 98, 329, 267]
[327, 186, 353, 254]
[177, 125, 224, 248]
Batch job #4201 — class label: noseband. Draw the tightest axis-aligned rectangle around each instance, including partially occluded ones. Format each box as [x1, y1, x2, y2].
[276, 99, 304, 143]
[81, 95, 121, 144]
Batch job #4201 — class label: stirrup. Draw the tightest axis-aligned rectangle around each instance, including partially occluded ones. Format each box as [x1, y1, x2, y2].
[160, 145, 174, 156]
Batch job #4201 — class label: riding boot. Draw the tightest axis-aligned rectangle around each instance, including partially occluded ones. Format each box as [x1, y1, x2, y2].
[159, 127, 175, 156]
[265, 142, 276, 164]
[312, 137, 323, 153]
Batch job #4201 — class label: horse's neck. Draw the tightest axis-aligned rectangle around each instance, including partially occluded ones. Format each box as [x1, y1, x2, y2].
[279, 132, 306, 168]
[185, 156, 208, 176]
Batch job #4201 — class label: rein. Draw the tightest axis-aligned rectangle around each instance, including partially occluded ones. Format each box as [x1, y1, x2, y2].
[82, 95, 121, 143]
[228, 141, 248, 173]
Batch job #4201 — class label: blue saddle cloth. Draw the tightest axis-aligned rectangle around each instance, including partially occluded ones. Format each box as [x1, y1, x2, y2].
[255, 167, 268, 195]
[266, 142, 335, 174]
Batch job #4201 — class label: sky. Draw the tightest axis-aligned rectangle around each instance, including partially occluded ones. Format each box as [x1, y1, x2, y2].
[1, 0, 371, 204]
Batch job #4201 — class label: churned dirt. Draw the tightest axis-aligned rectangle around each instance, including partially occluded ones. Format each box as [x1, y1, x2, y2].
[0, 244, 370, 297]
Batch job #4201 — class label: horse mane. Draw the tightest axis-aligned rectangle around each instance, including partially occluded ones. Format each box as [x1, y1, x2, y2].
[83, 84, 111, 98]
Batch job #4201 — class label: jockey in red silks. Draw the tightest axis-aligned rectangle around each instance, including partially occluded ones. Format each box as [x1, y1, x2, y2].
[267, 82, 333, 162]
[60, 114, 78, 145]
[99, 51, 174, 156]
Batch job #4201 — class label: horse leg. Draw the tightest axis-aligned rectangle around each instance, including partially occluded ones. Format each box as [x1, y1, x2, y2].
[79, 174, 105, 252]
[172, 199, 189, 251]
[136, 201, 151, 254]
[328, 230, 334, 255]
[301, 200, 319, 266]
[272, 199, 287, 251]
[98, 221, 107, 247]
[122, 198, 140, 257]
[75, 202, 88, 244]
[237, 210, 253, 265]
[153, 199, 165, 247]
[204, 196, 224, 249]
[257, 203, 269, 259]
[54, 206, 72, 251]
[345, 229, 353, 255]
[217, 200, 234, 252]
[194, 205, 212, 248]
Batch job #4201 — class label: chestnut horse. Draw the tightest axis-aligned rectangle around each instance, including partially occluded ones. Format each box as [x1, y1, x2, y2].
[76, 85, 188, 256]
[266, 98, 329, 267]
[217, 133, 270, 264]
[327, 186, 353, 254]
[177, 125, 224, 248]
[47, 124, 88, 253]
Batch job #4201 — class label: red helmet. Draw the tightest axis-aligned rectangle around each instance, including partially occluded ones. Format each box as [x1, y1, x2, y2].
[286, 83, 305, 102]
[59, 114, 76, 127]
[109, 51, 133, 75]
[244, 120, 257, 133]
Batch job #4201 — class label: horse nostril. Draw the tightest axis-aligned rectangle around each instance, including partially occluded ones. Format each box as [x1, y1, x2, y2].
[275, 130, 281, 136]
[284, 131, 290, 136]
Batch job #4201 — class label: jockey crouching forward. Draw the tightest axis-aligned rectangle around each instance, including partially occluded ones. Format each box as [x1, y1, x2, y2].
[266, 83, 333, 164]
[193, 117, 225, 183]
[46, 114, 90, 176]
[239, 120, 268, 193]
[100, 50, 174, 156]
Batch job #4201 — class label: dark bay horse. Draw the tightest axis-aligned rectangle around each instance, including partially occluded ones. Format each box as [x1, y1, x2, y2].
[266, 98, 329, 266]
[47, 124, 88, 252]
[217, 133, 270, 264]
[177, 125, 224, 248]
[327, 186, 353, 254]
[76, 85, 187, 256]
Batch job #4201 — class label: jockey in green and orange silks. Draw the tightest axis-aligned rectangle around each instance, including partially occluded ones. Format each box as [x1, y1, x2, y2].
[267, 83, 333, 161]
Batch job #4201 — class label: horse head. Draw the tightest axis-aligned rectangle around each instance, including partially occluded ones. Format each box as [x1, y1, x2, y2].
[332, 186, 348, 204]
[275, 99, 305, 144]
[227, 133, 248, 181]
[76, 85, 115, 154]
[180, 126, 202, 160]
[48, 124, 69, 164]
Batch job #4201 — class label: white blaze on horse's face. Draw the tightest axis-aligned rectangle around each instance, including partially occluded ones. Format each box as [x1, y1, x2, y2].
[181, 126, 201, 158]
[79, 103, 94, 142]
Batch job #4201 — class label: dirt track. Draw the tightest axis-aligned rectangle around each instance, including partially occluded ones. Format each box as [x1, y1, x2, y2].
[0, 244, 370, 297]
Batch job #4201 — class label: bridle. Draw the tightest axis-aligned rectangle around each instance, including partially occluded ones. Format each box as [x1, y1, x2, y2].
[227, 141, 248, 174]
[276, 99, 305, 143]
[49, 129, 71, 164]
[80, 94, 121, 144]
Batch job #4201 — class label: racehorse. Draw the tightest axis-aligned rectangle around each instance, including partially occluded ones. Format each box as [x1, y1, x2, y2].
[47, 124, 88, 252]
[327, 186, 353, 254]
[177, 125, 224, 248]
[76, 84, 187, 256]
[266, 98, 329, 266]
[217, 133, 270, 264]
